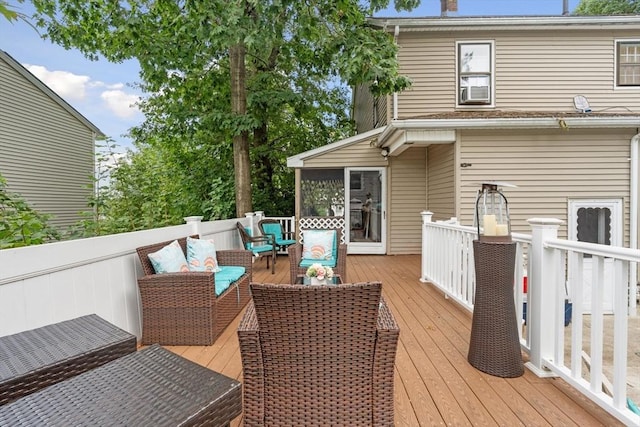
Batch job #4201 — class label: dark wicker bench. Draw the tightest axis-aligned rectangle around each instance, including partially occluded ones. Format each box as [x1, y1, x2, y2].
[0, 314, 136, 406]
[0, 344, 243, 426]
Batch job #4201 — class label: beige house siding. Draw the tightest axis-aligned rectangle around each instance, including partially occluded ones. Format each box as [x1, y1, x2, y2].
[392, 29, 640, 117]
[456, 129, 632, 244]
[0, 52, 97, 229]
[427, 143, 456, 221]
[388, 147, 426, 254]
[301, 139, 388, 168]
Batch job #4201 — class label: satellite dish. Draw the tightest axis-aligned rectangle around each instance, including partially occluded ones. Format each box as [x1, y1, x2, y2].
[573, 95, 591, 113]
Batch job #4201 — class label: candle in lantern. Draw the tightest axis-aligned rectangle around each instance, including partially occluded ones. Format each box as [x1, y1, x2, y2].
[496, 224, 509, 236]
[483, 214, 497, 236]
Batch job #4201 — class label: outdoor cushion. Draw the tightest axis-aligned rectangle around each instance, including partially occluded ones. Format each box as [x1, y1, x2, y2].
[186, 236, 221, 273]
[147, 240, 189, 273]
[214, 266, 246, 296]
[299, 258, 337, 268]
[302, 230, 335, 261]
[261, 223, 296, 247]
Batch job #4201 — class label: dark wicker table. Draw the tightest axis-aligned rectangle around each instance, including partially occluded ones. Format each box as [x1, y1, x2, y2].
[468, 240, 524, 378]
[0, 314, 137, 405]
[0, 344, 243, 426]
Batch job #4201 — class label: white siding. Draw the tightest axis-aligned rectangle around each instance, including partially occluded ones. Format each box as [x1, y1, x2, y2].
[389, 147, 427, 254]
[456, 129, 632, 243]
[393, 29, 640, 116]
[0, 55, 95, 229]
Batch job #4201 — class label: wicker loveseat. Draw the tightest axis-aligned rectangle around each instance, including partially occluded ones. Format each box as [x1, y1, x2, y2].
[136, 236, 252, 345]
[238, 281, 399, 426]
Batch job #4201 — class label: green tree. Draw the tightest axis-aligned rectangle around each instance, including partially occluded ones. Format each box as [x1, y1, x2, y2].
[0, 174, 60, 248]
[30, 0, 418, 219]
[574, 0, 640, 15]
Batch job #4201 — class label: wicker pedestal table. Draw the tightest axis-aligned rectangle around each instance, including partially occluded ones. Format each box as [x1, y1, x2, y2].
[0, 345, 242, 426]
[468, 240, 524, 378]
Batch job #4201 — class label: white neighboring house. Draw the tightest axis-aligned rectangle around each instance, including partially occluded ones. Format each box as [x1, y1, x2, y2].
[0, 50, 104, 230]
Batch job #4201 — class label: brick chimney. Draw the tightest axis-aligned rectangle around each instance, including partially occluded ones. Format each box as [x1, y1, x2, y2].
[441, 0, 458, 16]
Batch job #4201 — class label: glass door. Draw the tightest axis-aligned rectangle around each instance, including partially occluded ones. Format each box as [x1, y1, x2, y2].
[346, 168, 386, 254]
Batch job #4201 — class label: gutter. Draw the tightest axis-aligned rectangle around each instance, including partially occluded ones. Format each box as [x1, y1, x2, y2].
[368, 15, 640, 32]
[631, 133, 639, 315]
[392, 25, 399, 120]
[378, 117, 640, 146]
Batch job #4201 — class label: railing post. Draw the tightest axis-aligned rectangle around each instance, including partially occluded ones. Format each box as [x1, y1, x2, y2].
[183, 216, 203, 236]
[526, 217, 563, 377]
[421, 211, 433, 282]
[245, 212, 255, 235]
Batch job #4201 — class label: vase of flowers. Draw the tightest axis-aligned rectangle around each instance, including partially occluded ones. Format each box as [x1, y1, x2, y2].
[306, 263, 334, 285]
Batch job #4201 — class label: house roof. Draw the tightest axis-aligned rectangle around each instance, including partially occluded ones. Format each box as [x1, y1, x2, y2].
[368, 15, 640, 32]
[378, 110, 640, 156]
[1, 50, 105, 137]
[287, 110, 640, 163]
[286, 127, 384, 167]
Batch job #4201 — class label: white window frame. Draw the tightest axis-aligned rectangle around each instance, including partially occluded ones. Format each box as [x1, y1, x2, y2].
[614, 39, 640, 88]
[456, 40, 495, 108]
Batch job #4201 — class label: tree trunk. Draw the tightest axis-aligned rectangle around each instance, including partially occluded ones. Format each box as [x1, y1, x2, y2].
[230, 42, 252, 217]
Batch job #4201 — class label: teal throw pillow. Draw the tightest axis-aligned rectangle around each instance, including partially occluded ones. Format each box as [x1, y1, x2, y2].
[186, 236, 221, 273]
[148, 240, 189, 273]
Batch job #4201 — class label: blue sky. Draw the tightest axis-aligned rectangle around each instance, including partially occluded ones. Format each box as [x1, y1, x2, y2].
[1, 0, 581, 151]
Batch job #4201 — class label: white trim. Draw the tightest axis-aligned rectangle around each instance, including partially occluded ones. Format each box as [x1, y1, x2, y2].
[368, 15, 640, 32]
[345, 167, 386, 254]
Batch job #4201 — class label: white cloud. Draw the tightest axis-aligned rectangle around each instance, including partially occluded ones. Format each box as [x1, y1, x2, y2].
[25, 64, 90, 101]
[100, 90, 140, 119]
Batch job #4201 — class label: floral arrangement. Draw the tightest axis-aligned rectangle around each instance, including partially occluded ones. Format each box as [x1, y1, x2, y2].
[305, 263, 334, 280]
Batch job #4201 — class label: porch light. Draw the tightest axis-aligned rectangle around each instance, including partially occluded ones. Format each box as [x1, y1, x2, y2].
[474, 182, 513, 241]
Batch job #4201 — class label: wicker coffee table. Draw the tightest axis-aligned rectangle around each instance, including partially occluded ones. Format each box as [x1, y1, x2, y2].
[0, 314, 137, 405]
[0, 344, 242, 426]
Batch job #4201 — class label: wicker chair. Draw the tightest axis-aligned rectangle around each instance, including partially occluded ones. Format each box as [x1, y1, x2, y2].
[136, 236, 252, 345]
[258, 218, 296, 252]
[287, 228, 347, 284]
[236, 222, 276, 274]
[238, 281, 399, 426]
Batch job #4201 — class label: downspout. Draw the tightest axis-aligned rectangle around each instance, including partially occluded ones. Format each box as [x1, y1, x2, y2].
[392, 25, 399, 120]
[631, 132, 639, 315]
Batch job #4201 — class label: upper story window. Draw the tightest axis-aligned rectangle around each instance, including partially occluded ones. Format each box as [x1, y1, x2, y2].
[457, 41, 494, 106]
[617, 40, 640, 86]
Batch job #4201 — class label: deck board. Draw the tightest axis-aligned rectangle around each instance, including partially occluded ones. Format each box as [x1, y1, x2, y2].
[162, 254, 624, 426]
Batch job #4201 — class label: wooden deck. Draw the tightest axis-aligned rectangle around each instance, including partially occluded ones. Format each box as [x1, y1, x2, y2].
[164, 254, 623, 426]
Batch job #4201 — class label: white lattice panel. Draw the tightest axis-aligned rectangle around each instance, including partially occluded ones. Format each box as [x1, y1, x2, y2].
[298, 217, 346, 244]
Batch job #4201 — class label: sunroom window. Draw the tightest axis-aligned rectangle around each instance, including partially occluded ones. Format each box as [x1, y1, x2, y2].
[457, 42, 493, 105]
[617, 40, 640, 86]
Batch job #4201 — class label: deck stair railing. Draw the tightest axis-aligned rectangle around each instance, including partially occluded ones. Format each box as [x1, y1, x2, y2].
[421, 212, 640, 426]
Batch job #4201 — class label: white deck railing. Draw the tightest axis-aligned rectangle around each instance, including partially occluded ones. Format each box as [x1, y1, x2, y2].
[0, 216, 258, 339]
[420, 212, 640, 426]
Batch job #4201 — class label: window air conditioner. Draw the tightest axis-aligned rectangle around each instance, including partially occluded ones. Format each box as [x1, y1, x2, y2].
[461, 85, 490, 103]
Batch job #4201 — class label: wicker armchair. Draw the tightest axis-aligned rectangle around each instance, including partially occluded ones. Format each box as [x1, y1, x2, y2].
[258, 218, 296, 252]
[136, 236, 252, 345]
[236, 222, 276, 274]
[287, 228, 347, 284]
[238, 281, 399, 426]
